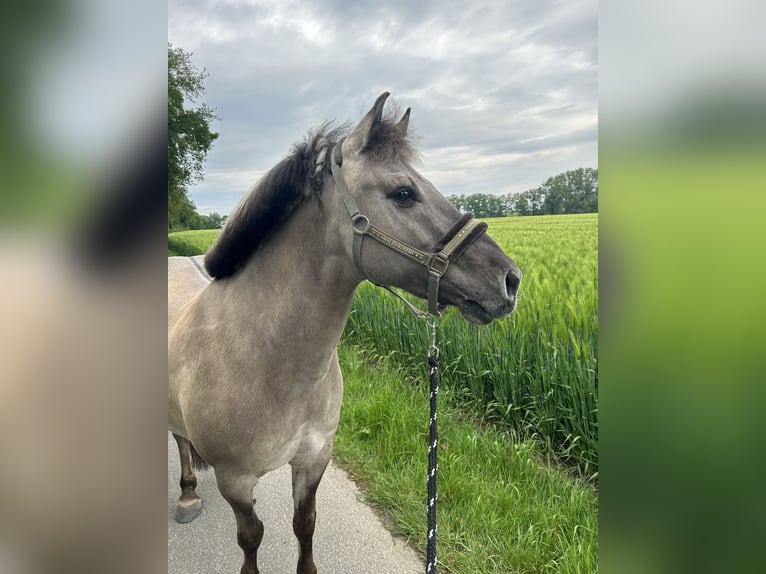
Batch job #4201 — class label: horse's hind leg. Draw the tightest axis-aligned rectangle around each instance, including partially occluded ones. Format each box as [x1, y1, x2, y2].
[290, 442, 332, 574]
[216, 470, 264, 574]
[172, 433, 203, 523]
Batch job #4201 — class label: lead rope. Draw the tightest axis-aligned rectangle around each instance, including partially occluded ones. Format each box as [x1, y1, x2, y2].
[426, 316, 440, 574]
[376, 285, 441, 572]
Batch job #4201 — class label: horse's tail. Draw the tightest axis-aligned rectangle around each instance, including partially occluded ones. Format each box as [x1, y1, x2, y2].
[190, 443, 210, 471]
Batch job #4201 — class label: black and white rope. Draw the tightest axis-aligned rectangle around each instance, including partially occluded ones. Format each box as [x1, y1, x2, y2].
[370, 290, 442, 573]
[426, 346, 440, 573]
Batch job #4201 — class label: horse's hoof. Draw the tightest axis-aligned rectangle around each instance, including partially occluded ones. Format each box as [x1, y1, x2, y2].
[175, 497, 202, 523]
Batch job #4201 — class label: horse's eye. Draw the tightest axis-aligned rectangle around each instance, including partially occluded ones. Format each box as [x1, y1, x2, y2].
[389, 187, 416, 206]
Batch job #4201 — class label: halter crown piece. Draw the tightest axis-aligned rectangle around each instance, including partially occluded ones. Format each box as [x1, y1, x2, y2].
[328, 140, 486, 316]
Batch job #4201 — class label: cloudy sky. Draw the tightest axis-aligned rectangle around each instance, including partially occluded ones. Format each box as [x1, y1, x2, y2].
[168, 0, 597, 216]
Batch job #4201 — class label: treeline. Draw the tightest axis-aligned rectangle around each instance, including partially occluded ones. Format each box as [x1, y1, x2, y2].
[447, 167, 598, 218]
[173, 209, 227, 230]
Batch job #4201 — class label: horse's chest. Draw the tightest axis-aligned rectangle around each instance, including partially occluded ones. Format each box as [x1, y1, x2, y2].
[257, 365, 343, 464]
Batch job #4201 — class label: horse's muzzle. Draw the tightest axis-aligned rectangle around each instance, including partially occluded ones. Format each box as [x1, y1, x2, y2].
[458, 264, 522, 324]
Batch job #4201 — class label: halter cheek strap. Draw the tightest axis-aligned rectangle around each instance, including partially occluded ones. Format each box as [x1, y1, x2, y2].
[329, 142, 487, 316]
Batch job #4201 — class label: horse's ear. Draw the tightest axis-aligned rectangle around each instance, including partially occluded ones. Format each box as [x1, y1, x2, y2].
[345, 91, 390, 156]
[395, 107, 411, 137]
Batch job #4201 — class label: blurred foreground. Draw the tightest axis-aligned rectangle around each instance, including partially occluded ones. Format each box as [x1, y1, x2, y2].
[0, 2, 167, 573]
[600, 1, 766, 572]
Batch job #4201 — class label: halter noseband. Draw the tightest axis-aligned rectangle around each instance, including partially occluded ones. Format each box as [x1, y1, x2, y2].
[328, 141, 486, 316]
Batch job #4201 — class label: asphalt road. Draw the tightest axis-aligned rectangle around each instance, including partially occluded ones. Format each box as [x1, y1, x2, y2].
[168, 433, 424, 573]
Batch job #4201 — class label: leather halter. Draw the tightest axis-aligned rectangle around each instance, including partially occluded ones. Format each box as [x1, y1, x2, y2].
[328, 141, 486, 316]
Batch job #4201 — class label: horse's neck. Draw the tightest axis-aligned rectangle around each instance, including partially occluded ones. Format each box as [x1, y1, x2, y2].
[216, 199, 358, 373]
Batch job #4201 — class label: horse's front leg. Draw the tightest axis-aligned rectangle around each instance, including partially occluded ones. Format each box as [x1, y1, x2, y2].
[290, 442, 332, 574]
[216, 470, 264, 574]
[172, 433, 203, 523]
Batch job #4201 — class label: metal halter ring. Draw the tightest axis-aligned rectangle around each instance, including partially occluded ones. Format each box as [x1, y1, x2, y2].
[351, 214, 371, 235]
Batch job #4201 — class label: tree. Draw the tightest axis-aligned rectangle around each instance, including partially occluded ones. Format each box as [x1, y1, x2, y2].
[541, 173, 567, 215]
[168, 44, 219, 230]
[203, 212, 227, 229]
[513, 194, 530, 216]
[527, 187, 545, 215]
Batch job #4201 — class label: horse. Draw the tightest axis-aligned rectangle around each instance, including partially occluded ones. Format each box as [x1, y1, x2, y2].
[168, 92, 522, 574]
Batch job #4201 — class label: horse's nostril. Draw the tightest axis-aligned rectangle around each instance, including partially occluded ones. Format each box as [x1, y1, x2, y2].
[505, 268, 521, 296]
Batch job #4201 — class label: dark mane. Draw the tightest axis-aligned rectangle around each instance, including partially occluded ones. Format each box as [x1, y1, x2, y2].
[204, 111, 416, 279]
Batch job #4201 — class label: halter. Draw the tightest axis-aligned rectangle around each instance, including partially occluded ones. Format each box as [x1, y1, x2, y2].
[327, 140, 486, 316]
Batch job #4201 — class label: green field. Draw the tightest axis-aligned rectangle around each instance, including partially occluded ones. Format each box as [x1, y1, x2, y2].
[168, 229, 221, 257]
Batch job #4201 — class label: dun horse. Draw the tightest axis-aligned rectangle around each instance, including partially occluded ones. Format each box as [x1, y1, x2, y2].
[168, 92, 522, 574]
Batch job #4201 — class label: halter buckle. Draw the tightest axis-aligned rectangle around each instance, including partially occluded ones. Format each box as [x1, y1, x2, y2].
[427, 252, 450, 277]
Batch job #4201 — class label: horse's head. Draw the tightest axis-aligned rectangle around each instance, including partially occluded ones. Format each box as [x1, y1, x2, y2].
[327, 92, 521, 324]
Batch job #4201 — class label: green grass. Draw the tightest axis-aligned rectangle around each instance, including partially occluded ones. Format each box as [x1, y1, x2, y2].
[334, 342, 598, 573]
[168, 229, 221, 257]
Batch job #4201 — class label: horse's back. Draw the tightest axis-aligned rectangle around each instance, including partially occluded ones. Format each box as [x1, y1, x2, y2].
[168, 256, 210, 328]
